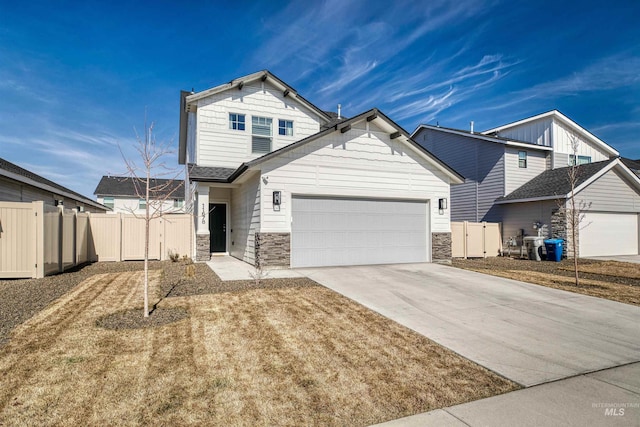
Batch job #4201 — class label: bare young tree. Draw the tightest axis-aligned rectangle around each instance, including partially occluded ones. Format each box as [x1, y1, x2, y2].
[120, 119, 181, 317]
[563, 132, 592, 286]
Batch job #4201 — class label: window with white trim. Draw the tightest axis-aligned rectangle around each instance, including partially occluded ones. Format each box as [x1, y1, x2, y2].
[278, 119, 293, 136]
[252, 116, 272, 153]
[229, 113, 245, 131]
[173, 199, 184, 209]
[139, 199, 147, 210]
[569, 155, 591, 165]
[103, 197, 114, 209]
[518, 151, 527, 168]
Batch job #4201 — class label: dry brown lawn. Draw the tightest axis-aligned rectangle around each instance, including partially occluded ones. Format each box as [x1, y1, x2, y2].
[0, 269, 516, 426]
[453, 258, 640, 306]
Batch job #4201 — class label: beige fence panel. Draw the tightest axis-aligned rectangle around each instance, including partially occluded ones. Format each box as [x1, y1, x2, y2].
[451, 221, 503, 258]
[121, 216, 162, 260]
[61, 209, 75, 271]
[162, 214, 193, 260]
[88, 214, 121, 262]
[484, 222, 503, 257]
[0, 202, 36, 278]
[451, 222, 465, 258]
[76, 212, 89, 264]
[43, 205, 60, 276]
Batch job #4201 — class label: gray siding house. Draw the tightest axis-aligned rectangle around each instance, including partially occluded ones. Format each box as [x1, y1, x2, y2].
[0, 157, 107, 213]
[413, 111, 640, 258]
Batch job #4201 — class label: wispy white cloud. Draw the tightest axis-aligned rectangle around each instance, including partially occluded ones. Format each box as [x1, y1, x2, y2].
[517, 54, 640, 98]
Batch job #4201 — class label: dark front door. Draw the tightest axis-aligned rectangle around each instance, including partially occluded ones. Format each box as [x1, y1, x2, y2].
[209, 203, 226, 253]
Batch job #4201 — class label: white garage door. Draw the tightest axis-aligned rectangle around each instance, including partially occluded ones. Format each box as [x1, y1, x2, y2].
[291, 196, 429, 268]
[580, 212, 639, 257]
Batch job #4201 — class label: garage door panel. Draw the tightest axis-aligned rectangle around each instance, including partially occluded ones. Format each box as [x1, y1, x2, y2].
[292, 196, 429, 268]
[580, 212, 638, 257]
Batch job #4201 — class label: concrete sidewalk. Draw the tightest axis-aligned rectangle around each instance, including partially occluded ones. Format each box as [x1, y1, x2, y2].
[373, 362, 640, 426]
[206, 255, 304, 281]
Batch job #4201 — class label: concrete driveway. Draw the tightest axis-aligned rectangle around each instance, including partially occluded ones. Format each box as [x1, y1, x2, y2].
[299, 263, 640, 387]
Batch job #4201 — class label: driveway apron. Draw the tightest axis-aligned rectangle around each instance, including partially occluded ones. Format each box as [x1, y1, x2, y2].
[298, 263, 640, 387]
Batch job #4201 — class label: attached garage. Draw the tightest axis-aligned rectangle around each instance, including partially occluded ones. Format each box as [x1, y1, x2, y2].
[291, 196, 429, 268]
[580, 212, 639, 257]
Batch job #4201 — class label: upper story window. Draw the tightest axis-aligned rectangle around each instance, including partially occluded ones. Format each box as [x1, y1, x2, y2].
[569, 155, 591, 166]
[173, 199, 184, 209]
[252, 116, 272, 153]
[139, 199, 147, 210]
[278, 119, 294, 136]
[518, 151, 527, 168]
[103, 197, 114, 209]
[229, 113, 245, 131]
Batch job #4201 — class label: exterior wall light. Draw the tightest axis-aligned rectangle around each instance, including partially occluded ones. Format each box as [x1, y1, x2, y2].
[438, 198, 447, 210]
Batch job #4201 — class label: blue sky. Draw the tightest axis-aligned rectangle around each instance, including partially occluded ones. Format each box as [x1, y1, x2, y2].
[1, 0, 638, 198]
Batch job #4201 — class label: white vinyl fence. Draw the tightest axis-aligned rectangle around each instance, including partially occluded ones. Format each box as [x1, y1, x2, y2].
[0, 201, 192, 279]
[451, 221, 502, 258]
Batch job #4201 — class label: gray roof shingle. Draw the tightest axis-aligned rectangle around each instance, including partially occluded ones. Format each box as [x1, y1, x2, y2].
[187, 165, 237, 182]
[497, 159, 615, 202]
[94, 176, 184, 198]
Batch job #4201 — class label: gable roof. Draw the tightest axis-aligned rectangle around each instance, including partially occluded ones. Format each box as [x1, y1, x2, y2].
[622, 157, 640, 177]
[0, 157, 107, 210]
[94, 176, 184, 199]
[412, 124, 553, 152]
[187, 165, 236, 182]
[482, 110, 619, 157]
[188, 108, 464, 185]
[179, 70, 333, 164]
[496, 158, 640, 204]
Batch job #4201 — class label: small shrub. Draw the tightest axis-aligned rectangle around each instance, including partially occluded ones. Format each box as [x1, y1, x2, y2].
[168, 250, 180, 263]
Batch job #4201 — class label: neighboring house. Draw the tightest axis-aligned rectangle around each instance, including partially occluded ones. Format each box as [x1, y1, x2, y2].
[413, 110, 640, 257]
[621, 158, 640, 178]
[0, 157, 107, 212]
[178, 70, 463, 267]
[94, 176, 185, 214]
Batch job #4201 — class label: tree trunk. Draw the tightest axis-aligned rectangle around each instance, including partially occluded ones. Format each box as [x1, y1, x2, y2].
[144, 162, 150, 317]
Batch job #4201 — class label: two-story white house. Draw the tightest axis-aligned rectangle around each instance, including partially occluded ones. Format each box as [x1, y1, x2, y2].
[413, 110, 640, 257]
[94, 176, 185, 214]
[178, 70, 463, 267]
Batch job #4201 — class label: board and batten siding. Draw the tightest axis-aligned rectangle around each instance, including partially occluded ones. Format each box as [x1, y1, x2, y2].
[195, 81, 321, 168]
[230, 174, 260, 264]
[258, 122, 452, 235]
[493, 117, 553, 147]
[415, 128, 504, 222]
[576, 169, 640, 212]
[552, 120, 610, 167]
[504, 147, 547, 195]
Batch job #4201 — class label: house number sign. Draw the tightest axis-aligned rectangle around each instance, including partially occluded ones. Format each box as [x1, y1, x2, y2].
[201, 203, 205, 224]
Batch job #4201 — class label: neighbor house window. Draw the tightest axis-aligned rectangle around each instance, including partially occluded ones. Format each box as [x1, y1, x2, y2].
[278, 119, 293, 136]
[252, 116, 272, 153]
[139, 199, 146, 210]
[103, 197, 114, 209]
[173, 199, 184, 208]
[229, 113, 245, 131]
[518, 151, 527, 168]
[569, 155, 591, 166]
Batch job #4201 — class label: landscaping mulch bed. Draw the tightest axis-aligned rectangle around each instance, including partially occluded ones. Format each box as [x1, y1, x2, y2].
[96, 307, 190, 330]
[453, 257, 640, 306]
[160, 261, 320, 298]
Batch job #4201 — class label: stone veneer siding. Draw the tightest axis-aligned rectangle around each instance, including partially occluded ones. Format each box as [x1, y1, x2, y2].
[255, 232, 291, 268]
[196, 234, 211, 261]
[551, 208, 577, 259]
[431, 232, 452, 264]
